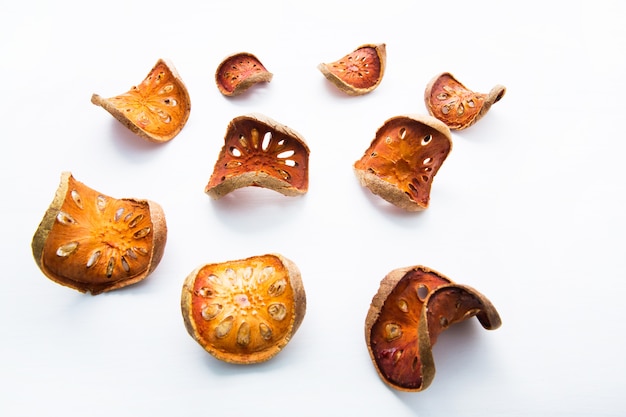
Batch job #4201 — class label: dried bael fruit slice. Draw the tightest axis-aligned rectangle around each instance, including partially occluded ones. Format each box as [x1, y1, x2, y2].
[215, 52, 273, 97]
[205, 113, 310, 199]
[31, 172, 167, 295]
[91, 58, 191, 143]
[318, 43, 386, 95]
[181, 254, 306, 364]
[365, 265, 501, 392]
[354, 114, 452, 211]
[424, 72, 506, 130]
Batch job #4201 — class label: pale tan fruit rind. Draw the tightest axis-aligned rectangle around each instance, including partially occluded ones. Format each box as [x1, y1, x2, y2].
[365, 265, 501, 392]
[318, 43, 386, 96]
[424, 72, 506, 130]
[205, 113, 310, 199]
[215, 52, 273, 97]
[181, 254, 306, 364]
[354, 114, 452, 211]
[91, 58, 191, 143]
[31, 172, 167, 295]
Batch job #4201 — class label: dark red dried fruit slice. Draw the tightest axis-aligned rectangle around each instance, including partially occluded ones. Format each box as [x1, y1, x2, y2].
[365, 266, 501, 392]
[318, 43, 386, 95]
[205, 113, 310, 199]
[354, 114, 452, 211]
[424, 72, 506, 130]
[91, 58, 191, 143]
[215, 52, 273, 97]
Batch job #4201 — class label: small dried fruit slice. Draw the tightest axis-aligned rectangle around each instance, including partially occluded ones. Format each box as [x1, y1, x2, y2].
[354, 114, 452, 211]
[181, 254, 306, 364]
[318, 43, 386, 95]
[91, 58, 191, 143]
[215, 52, 273, 97]
[424, 72, 506, 130]
[365, 266, 501, 392]
[205, 113, 310, 199]
[31, 172, 167, 295]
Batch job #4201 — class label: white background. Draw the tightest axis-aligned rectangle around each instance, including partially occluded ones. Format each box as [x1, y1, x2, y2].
[2, 1, 625, 416]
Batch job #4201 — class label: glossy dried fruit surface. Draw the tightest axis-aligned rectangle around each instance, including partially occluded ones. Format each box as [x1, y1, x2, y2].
[318, 43, 386, 95]
[354, 114, 452, 211]
[31, 172, 167, 295]
[181, 254, 306, 364]
[215, 52, 273, 97]
[365, 266, 501, 392]
[91, 58, 191, 143]
[424, 72, 506, 130]
[205, 113, 310, 199]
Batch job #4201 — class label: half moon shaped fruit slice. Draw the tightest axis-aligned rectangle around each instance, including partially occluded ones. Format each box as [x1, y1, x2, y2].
[318, 43, 386, 95]
[365, 265, 501, 392]
[91, 58, 191, 143]
[424, 72, 506, 130]
[354, 114, 452, 211]
[31, 172, 167, 295]
[181, 254, 307, 364]
[205, 113, 310, 199]
[215, 52, 273, 97]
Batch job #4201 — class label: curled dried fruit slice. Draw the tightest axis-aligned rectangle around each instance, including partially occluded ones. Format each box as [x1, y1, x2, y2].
[365, 266, 501, 392]
[31, 172, 167, 295]
[318, 43, 386, 95]
[205, 113, 310, 199]
[215, 52, 273, 97]
[424, 72, 506, 130]
[181, 254, 306, 364]
[354, 114, 452, 211]
[91, 58, 191, 143]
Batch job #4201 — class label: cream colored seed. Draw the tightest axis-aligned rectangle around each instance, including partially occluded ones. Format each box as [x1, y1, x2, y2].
[237, 322, 251, 346]
[56, 211, 76, 225]
[96, 195, 107, 212]
[106, 257, 115, 278]
[215, 316, 234, 338]
[257, 266, 275, 284]
[71, 190, 83, 209]
[259, 323, 273, 340]
[385, 323, 402, 342]
[56, 241, 78, 257]
[133, 227, 151, 239]
[268, 279, 287, 297]
[397, 299, 409, 313]
[201, 303, 222, 320]
[268, 303, 287, 321]
[86, 250, 101, 268]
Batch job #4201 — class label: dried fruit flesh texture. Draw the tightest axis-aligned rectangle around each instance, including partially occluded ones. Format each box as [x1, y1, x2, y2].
[318, 43, 386, 95]
[181, 254, 306, 364]
[91, 58, 191, 143]
[354, 114, 452, 211]
[205, 113, 310, 199]
[31, 172, 167, 295]
[215, 53, 273, 96]
[365, 266, 501, 392]
[424, 72, 506, 130]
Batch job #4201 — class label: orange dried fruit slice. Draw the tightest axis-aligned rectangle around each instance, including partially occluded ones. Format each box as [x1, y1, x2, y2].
[365, 265, 501, 392]
[318, 43, 386, 95]
[205, 113, 310, 199]
[91, 58, 191, 143]
[31, 172, 167, 295]
[215, 52, 273, 97]
[424, 72, 506, 130]
[181, 254, 307, 364]
[354, 114, 452, 211]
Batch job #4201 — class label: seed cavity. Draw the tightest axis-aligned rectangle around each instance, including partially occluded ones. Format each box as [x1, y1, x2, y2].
[56, 211, 77, 225]
[96, 195, 107, 212]
[70, 190, 83, 209]
[114, 207, 125, 222]
[56, 241, 78, 257]
[399, 127, 407, 140]
[421, 135, 432, 146]
[259, 322, 273, 340]
[277, 150, 295, 159]
[393, 349, 403, 364]
[384, 323, 402, 342]
[121, 256, 130, 273]
[268, 303, 287, 321]
[457, 103, 465, 116]
[257, 266, 275, 284]
[417, 284, 429, 301]
[440, 316, 449, 328]
[133, 227, 151, 239]
[201, 303, 222, 320]
[441, 105, 450, 115]
[276, 169, 291, 181]
[215, 316, 234, 338]
[237, 322, 251, 346]
[128, 214, 144, 228]
[229, 147, 242, 157]
[86, 250, 101, 268]
[262, 131, 272, 151]
[268, 278, 287, 297]
[397, 299, 409, 313]
[467, 99, 475, 108]
[106, 257, 115, 278]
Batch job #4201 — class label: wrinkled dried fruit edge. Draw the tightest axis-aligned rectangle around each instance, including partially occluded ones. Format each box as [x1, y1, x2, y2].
[215, 52, 273, 97]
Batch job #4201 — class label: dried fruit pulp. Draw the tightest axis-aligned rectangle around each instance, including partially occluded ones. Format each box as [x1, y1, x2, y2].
[181, 254, 306, 364]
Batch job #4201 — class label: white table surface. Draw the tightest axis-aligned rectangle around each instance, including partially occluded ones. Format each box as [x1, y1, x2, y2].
[2, 1, 625, 416]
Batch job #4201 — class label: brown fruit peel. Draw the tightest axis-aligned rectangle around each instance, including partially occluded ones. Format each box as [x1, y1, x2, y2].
[215, 52, 273, 97]
[31, 172, 167, 295]
[354, 114, 452, 211]
[181, 254, 306, 364]
[365, 266, 501, 392]
[318, 43, 386, 95]
[205, 113, 310, 199]
[91, 58, 191, 143]
[424, 72, 506, 130]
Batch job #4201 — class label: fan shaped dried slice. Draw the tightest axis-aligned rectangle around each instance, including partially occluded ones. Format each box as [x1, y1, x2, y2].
[365, 265, 501, 392]
[354, 114, 452, 211]
[215, 52, 273, 97]
[91, 58, 191, 143]
[205, 113, 310, 199]
[181, 254, 306, 364]
[318, 43, 386, 95]
[424, 72, 506, 130]
[31, 172, 167, 295]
